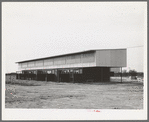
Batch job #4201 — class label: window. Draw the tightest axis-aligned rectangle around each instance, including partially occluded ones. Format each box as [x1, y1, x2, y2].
[61, 69, 70, 74]
[17, 71, 22, 74]
[47, 70, 52, 74]
[75, 54, 81, 63]
[80, 69, 83, 74]
[44, 59, 54, 66]
[52, 70, 55, 74]
[74, 69, 83, 74]
[54, 57, 65, 65]
[28, 62, 34, 67]
[33, 71, 37, 74]
[83, 52, 95, 63]
[35, 61, 43, 67]
[70, 69, 73, 73]
[21, 63, 27, 68]
[66, 56, 75, 64]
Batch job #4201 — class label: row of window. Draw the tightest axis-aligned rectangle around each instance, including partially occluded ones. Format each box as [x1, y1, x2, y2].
[60, 69, 82, 74]
[19, 69, 83, 75]
[20, 53, 95, 68]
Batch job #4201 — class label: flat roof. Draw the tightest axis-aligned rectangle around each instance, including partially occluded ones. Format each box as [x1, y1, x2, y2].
[16, 48, 126, 63]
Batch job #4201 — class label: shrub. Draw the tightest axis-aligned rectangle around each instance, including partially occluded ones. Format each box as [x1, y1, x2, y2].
[129, 70, 137, 77]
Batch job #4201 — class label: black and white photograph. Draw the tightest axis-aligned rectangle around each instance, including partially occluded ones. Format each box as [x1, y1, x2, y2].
[2, 1, 147, 120]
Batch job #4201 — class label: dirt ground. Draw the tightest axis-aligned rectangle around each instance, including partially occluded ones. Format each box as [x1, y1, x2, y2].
[5, 79, 143, 109]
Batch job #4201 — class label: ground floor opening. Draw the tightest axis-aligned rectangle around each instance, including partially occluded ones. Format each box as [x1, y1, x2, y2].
[16, 67, 118, 82]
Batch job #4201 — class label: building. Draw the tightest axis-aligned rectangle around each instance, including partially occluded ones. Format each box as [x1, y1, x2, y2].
[6, 73, 17, 83]
[16, 49, 126, 82]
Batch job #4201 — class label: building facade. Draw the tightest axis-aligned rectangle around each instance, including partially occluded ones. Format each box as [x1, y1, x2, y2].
[16, 49, 126, 82]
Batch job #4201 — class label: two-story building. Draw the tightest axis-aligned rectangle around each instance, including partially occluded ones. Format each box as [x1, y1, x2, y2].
[16, 49, 126, 82]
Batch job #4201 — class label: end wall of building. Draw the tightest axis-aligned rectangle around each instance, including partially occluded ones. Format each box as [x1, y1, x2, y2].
[96, 49, 127, 67]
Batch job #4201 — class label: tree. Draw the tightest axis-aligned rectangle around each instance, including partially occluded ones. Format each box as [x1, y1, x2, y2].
[122, 69, 128, 77]
[129, 70, 137, 79]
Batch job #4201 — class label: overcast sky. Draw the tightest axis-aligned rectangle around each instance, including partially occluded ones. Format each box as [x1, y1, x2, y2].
[2, 2, 146, 73]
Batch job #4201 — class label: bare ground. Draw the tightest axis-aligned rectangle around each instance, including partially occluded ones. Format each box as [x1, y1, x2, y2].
[5, 79, 143, 109]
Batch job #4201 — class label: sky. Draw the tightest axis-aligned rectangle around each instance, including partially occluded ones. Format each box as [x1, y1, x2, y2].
[2, 2, 147, 73]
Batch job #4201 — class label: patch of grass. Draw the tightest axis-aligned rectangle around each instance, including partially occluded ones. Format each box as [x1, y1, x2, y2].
[5, 88, 24, 103]
[6, 80, 46, 86]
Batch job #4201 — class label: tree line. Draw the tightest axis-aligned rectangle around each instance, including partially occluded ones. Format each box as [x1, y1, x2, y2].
[114, 70, 144, 77]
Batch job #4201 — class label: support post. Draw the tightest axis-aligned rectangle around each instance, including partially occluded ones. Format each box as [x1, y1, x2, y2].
[46, 73, 47, 82]
[28, 72, 29, 80]
[57, 70, 60, 82]
[101, 68, 103, 82]
[18, 73, 20, 79]
[55, 69, 59, 82]
[121, 67, 122, 83]
[36, 70, 38, 81]
[73, 70, 74, 83]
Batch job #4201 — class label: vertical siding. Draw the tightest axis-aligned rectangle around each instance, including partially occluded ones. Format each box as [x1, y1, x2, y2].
[44, 59, 53, 66]
[82, 52, 95, 63]
[28, 61, 35, 67]
[19, 50, 126, 70]
[110, 50, 126, 67]
[96, 49, 126, 67]
[22, 63, 27, 68]
[75, 54, 81, 63]
[35, 60, 43, 67]
[54, 57, 65, 65]
[66, 55, 76, 64]
[96, 50, 111, 65]
[19, 51, 96, 70]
